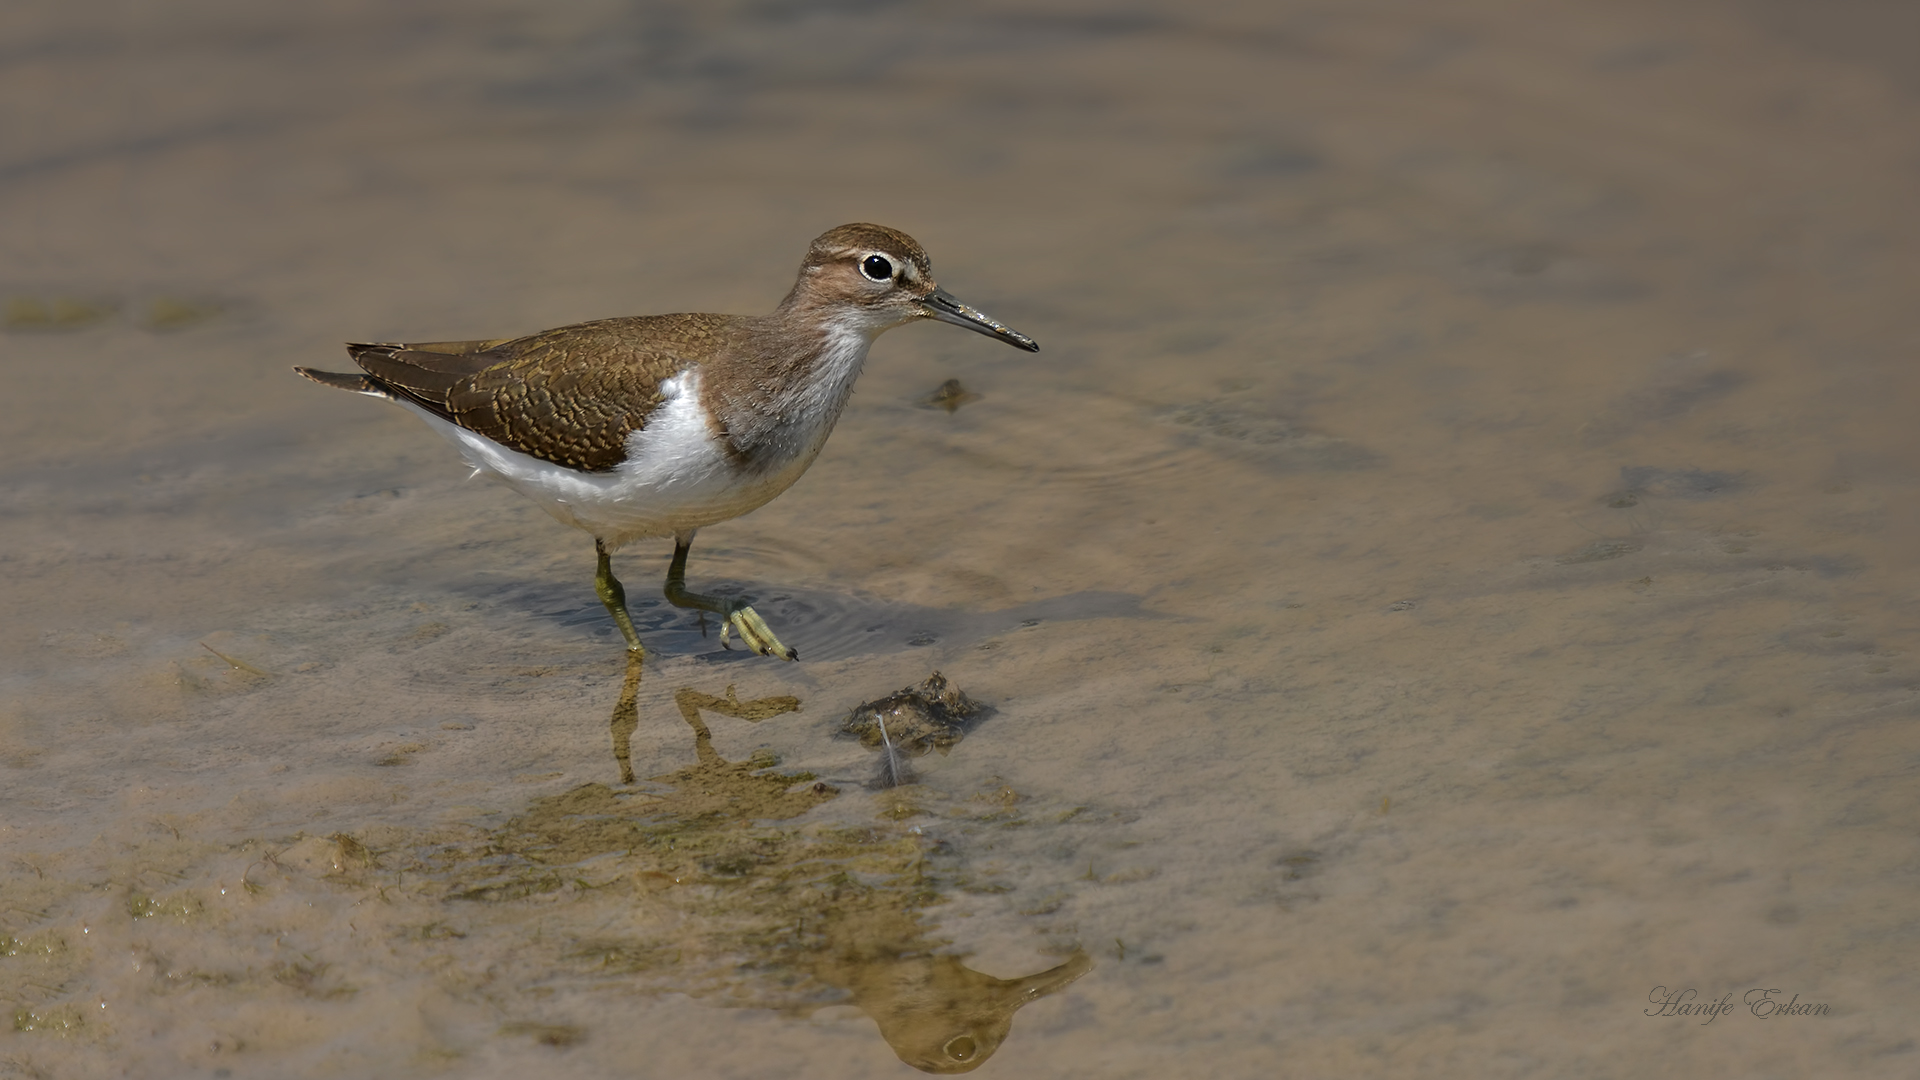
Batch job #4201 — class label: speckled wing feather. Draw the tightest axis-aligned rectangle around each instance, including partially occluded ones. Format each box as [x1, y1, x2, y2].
[343, 315, 735, 473]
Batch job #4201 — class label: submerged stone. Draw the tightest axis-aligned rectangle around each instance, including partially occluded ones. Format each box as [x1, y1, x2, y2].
[840, 672, 985, 759]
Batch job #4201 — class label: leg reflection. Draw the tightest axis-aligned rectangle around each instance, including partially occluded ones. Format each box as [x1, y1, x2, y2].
[673, 685, 802, 767]
[605, 653, 804, 783]
[609, 651, 645, 784]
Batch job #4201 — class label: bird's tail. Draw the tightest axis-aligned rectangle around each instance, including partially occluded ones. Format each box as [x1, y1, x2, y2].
[292, 366, 394, 398]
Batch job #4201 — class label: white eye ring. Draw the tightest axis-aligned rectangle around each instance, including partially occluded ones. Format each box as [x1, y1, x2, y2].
[860, 254, 894, 282]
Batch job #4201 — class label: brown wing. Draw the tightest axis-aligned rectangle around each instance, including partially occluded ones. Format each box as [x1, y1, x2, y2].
[343, 315, 734, 472]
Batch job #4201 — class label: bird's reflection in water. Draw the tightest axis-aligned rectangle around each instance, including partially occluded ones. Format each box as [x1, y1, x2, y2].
[569, 651, 1089, 1072]
[795, 899, 1093, 1072]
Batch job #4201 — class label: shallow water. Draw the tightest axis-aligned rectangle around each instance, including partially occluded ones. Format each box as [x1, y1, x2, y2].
[4, 1, 1919, 1076]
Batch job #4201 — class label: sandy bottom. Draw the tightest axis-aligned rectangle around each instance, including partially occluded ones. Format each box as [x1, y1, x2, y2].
[4, 1, 1918, 1076]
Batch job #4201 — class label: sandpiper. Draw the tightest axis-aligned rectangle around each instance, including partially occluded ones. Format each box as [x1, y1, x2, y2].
[295, 223, 1038, 660]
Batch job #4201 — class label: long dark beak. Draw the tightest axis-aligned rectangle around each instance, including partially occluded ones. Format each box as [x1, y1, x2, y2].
[920, 287, 1039, 352]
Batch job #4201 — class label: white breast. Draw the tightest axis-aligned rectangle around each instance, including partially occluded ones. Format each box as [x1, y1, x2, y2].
[746, 318, 874, 467]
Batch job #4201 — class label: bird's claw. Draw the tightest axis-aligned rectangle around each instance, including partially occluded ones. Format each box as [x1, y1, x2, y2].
[719, 603, 798, 661]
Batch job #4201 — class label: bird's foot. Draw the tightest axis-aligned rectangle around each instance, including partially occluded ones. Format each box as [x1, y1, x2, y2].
[717, 602, 798, 661]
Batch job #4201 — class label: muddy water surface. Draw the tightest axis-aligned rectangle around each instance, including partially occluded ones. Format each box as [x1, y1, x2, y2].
[4, 1, 1918, 1076]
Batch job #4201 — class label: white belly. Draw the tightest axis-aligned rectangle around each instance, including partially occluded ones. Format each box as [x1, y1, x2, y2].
[398, 369, 816, 548]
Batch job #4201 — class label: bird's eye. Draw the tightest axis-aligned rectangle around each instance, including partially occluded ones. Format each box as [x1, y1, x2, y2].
[861, 254, 894, 282]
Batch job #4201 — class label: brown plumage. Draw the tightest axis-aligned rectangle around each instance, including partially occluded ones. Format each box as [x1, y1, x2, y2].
[318, 318, 740, 472]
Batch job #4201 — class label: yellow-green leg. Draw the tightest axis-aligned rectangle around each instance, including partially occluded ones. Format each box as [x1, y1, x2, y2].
[663, 535, 798, 661]
[594, 539, 645, 654]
